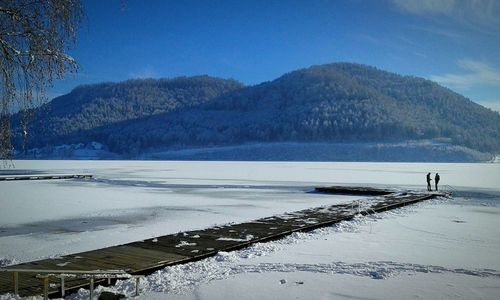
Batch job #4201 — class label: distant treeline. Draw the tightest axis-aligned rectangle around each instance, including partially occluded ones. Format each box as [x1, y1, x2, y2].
[13, 63, 500, 156]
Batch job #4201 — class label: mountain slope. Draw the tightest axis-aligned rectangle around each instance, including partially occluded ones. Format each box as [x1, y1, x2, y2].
[15, 63, 500, 159]
[14, 76, 243, 148]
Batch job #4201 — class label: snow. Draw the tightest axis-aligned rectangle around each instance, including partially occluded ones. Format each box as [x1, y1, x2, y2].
[16, 142, 115, 160]
[129, 202, 500, 300]
[216, 234, 254, 242]
[1, 160, 499, 299]
[175, 241, 197, 248]
[1, 160, 369, 263]
[139, 141, 493, 162]
[16, 141, 494, 161]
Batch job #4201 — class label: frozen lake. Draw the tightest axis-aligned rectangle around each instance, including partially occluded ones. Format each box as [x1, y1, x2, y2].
[1, 160, 499, 299]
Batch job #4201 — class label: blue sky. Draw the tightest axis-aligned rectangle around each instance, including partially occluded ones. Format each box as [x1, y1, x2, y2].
[52, 0, 500, 111]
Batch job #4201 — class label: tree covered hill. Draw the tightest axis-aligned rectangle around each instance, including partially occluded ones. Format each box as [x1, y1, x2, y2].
[15, 63, 500, 158]
[199, 63, 500, 152]
[14, 76, 243, 148]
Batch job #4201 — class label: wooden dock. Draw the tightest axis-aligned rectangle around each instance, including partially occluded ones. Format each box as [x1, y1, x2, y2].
[314, 186, 394, 196]
[0, 187, 449, 298]
[0, 174, 93, 181]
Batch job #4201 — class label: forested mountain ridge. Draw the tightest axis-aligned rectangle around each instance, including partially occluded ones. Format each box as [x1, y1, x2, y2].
[14, 76, 243, 147]
[14, 63, 500, 159]
[199, 63, 500, 152]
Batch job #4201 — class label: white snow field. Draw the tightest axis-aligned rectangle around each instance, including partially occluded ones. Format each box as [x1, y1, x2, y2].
[1, 160, 499, 299]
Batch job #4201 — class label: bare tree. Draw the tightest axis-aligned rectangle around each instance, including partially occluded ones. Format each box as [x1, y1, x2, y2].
[0, 0, 82, 160]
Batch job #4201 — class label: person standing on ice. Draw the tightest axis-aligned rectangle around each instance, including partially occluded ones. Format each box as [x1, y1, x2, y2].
[426, 172, 432, 191]
[435, 173, 440, 191]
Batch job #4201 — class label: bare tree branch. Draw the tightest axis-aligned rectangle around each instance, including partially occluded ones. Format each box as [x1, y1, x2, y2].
[0, 0, 82, 160]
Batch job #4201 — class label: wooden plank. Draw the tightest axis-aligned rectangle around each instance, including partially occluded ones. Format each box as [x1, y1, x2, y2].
[0, 274, 13, 283]
[19, 257, 127, 272]
[315, 186, 394, 196]
[0, 174, 92, 181]
[138, 235, 242, 254]
[90, 246, 187, 267]
[77, 248, 182, 271]
[128, 242, 198, 259]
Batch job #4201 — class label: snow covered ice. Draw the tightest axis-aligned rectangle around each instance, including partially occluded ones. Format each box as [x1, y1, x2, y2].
[1, 160, 500, 299]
